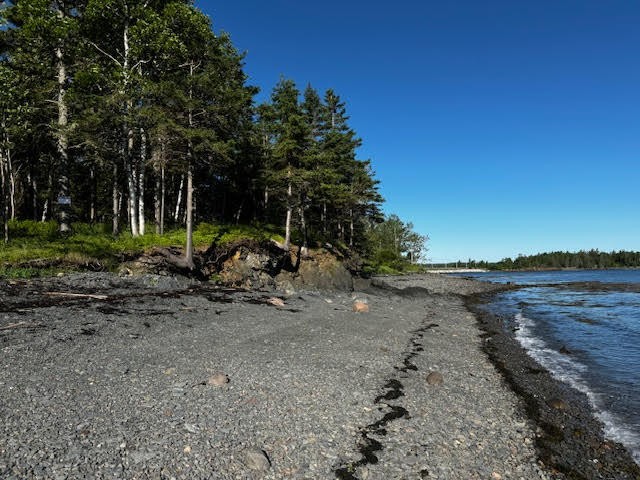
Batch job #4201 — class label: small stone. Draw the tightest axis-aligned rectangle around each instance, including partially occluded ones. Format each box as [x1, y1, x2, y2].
[267, 297, 285, 307]
[547, 398, 567, 410]
[491, 472, 502, 480]
[353, 301, 369, 313]
[242, 447, 270, 471]
[184, 423, 199, 434]
[118, 267, 133, 277]
[183, 445, 192, 454]
[426, 371, 444, 385]
[163, 367, 176, 375]
[207, 373, 230, 386]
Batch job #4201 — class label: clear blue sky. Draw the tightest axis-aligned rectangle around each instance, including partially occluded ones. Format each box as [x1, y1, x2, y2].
[197, 0, 640, 262]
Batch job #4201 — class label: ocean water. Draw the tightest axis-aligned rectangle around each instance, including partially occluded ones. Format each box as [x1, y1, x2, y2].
[458, 269, 640, 464]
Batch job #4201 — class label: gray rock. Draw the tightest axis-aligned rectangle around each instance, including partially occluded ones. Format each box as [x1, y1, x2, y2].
[426, 371, 444, 385]
[242, 447, 270, 472]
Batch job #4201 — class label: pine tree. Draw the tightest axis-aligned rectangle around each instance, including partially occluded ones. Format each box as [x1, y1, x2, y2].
[267, 78, 311, 251]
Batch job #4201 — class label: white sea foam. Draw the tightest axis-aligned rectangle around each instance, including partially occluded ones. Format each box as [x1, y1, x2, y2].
[514, 312, 640, 464]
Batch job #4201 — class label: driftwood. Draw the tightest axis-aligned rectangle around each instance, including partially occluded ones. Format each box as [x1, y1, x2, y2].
[0, 321, 32, 330]
[44, 292, 109, 300]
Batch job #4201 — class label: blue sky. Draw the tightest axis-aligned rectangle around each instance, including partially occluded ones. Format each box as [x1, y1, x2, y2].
[197, 0, 640, 262]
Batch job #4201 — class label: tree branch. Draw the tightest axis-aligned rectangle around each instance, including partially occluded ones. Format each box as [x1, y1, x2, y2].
[88, 41, 122, 68]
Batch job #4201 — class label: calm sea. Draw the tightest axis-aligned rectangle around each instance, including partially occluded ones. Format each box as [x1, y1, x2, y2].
[457, 269, 640, 464]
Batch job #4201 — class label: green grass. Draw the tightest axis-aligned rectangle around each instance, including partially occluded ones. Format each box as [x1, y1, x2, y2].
[0, 220, 284, 277]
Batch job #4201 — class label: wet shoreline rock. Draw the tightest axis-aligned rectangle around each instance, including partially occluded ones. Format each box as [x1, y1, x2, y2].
[466, 293, 640, 479]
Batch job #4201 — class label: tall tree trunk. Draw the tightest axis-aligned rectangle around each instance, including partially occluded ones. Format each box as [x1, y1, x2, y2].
[154, 165, 161, 234]
[349, 208, 354, 247]
[1, 157, 8, 243]
[299, 204, 308, 255]
[8, 152, 15, 220]
[122, 19, 138, 236]
[184, 161, 194, 269]
[125, 126, 138, 236]
[43, 171, 53, 222]
[0, 122, 8, 243]
[183, 61, 195, 269]
[138, 128, 146, 235]
[153, 163, 166, 235]
[322, 200, 327, 236]
[89, 166, 96, 223]
[31, 171, 38, 221]
[174, 174, 184, 223]
[41, 199, 48, 222]
[160, 165, 165, 234]
[55, 39, 71, 233]
[234, 198, 244, 225]
[112, 163, 120, 235]
[283, 166, 292, 251]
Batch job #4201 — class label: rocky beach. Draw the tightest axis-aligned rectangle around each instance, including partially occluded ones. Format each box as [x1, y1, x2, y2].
[0, 271, 638, 479]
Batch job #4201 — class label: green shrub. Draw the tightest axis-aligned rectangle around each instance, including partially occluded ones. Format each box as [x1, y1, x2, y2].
[8, 220, 59, 240]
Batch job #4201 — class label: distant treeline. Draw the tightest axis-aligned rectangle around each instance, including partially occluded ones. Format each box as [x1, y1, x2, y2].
[460, 250, 640, 270]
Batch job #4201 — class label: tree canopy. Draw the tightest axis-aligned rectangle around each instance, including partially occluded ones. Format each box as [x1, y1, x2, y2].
[0, 1, 426, 268]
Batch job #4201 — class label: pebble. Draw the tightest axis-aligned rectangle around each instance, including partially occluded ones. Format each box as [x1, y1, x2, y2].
[242, 448, 270, 471]
[426, 371, 444, 385]
[353, 301, 369, 313]
[207, 373, 230, 386]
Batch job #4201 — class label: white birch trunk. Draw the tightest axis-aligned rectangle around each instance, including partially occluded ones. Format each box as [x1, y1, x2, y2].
[174, 174, 184, 223]
[322, 200, 327, 236]
[0, 123, 8, 242]
[154, 165, 161, 234]
[183, 61, 196, 268]
[284, 178, 292, 251]
[41, 200, 48, 223]
[112, 163, 120, 235]
[55, 40, 70, 232]
[7, 151, 15, 220]
[90, 166, 95, 223]
[122, 19, 138, 236]
[185, 162, 194, 269]
[138, 127, 146, 235]
[125, 126, 138, 236]
[160, 165, 165, 235]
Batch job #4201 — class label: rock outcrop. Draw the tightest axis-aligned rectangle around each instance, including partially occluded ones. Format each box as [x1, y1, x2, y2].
[204, 240, 355, 291]
[126, 238, 359, 292]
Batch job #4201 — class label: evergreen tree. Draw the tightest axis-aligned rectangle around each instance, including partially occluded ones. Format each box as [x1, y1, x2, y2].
[267, 78, 311, 251]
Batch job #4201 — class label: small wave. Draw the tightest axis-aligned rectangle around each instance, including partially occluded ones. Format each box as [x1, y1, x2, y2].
[513, 312, 640, 463]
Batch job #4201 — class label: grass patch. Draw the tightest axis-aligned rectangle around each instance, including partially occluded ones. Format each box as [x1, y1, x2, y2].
[0, 220, 284, 278]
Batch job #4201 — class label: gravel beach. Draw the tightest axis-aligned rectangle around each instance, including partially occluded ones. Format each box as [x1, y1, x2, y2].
[0, 272, 615, 479]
